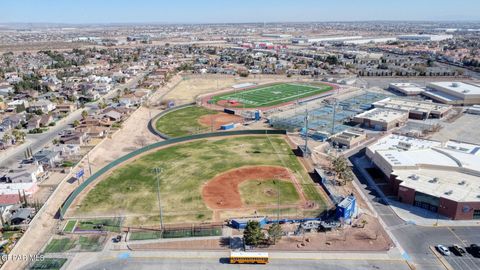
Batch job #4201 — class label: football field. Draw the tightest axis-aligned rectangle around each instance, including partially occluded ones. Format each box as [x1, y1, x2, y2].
[212, 82, 333, 108]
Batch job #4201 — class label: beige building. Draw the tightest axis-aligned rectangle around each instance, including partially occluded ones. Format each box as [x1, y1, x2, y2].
[330, 128, 367, 148]
[423, 82, 480, 105]
[353, 108, 408, 131]
[372, 97, 452, 119]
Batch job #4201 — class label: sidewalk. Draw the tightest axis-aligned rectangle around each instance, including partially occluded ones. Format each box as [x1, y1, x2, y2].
[388, 199, 480, 227]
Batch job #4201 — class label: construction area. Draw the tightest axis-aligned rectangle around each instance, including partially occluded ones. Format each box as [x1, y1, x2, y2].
[269, 91, 390, 139]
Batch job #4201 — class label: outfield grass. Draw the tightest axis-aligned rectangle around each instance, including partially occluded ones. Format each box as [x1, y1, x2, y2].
[155, 106, 218, 137]
[76, 136, 327, 224]
[239, 179, 300, 206]
[30, 258, 67, 270]
[211, 83, 333, 108]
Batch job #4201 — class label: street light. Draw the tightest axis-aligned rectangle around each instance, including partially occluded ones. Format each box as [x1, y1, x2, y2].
[153, 167, 164, 230]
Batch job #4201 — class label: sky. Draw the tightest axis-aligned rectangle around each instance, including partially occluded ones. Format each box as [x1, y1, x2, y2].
[1, 0, 479, 24]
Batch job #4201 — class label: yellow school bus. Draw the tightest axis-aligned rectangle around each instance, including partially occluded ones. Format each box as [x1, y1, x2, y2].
[230, 251, 269, 264]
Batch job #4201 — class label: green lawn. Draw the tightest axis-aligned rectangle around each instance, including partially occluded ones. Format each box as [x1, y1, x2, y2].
[76, 218, 122, 232]
[43, 238, 76, 253]
[63, 220, 77, 233]
[211, 83, 333, 108]
[76, 136, 327, 225]
[155, 106, 218, 137]
[129, 230, 163, 241]
[129, 228, 222, 241]
[30, 258, 67, 270]
[239, 179, 300, 206]
[78, 235, 103, 251]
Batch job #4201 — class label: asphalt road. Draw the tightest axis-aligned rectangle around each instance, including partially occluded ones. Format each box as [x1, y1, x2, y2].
[350, 153, 480, 270]
[0, 71, 147, 168]
[78, 258, 411, 270]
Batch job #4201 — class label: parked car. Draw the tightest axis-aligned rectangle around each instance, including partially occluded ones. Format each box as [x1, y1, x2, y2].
[467, 244, 480, 257]
[450, 244, 466, 256]
[112, 234, 122, 243]
[436, 245, 450, 256]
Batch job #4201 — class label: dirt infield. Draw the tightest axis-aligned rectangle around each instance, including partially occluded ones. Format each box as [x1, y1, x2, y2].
[202, 166, 305, 210]
[198, 113, 243, 130]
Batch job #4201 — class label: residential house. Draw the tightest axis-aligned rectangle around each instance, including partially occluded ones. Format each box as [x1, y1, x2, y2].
[53, 144, 80, 157]
[75, 126, 108, 138]
[0, 163, 45, 184]
[56, 103, 76, 114]
[39, 114, 53, 127]
[59, 130, 88, 145]
[27, 116, 41, 130]
[28, 100, 56, 113]
[32, 149, 61, 168]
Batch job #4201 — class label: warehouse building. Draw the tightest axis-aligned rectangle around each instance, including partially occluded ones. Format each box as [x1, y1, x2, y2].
[423, 82, 480, 105]
[366, 135, 480, 220]
[353, 108, 408, 131]
[397, 34, 453, 42]
[389, 83, 425, 96]
[372, 97, 452, 119]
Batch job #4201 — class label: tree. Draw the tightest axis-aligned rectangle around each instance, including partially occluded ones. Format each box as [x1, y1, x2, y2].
[2, 134, 10, 143]
[72, 120, 80, 127]
[243, 221, 264, 247]
[267, 223, 283, 244]
[81, 110, 88, 119]
[330, 155, 354, 185]
[12, 130, 26, 142]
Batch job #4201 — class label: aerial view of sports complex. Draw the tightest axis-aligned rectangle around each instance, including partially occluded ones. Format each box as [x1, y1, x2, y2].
[15, 73, 480, 270]
[2, 5, 480, 269]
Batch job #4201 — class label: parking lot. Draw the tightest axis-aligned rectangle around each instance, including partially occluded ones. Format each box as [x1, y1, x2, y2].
[445, 249, 480, 270]
[435, 227, 480, 270]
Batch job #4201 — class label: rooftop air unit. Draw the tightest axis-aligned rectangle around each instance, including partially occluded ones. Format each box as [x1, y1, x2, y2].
[444, 190, 453, 195]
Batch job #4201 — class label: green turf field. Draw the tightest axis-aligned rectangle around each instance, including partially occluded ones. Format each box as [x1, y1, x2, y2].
[43, 238, 76, 253]
[43, 235, 105, 253]
[63, 220, 77, 232]
[239, 179, 300, 206]
[30, 258, 67, 270]
[76, 136, 327, 225]
[155, 106, 218, 137]
[211, 83, 333, 108]
[76, 218, 122, 232]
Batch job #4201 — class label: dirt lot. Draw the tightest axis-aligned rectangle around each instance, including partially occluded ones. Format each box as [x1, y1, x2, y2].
[197, 113, 243, 130]
[163, 74, 304, 105]
[429, 113, 480, 144]
[202, 166, 304, 210]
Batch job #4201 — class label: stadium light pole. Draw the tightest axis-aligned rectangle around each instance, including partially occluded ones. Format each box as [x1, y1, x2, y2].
[153, 167, 164, 230]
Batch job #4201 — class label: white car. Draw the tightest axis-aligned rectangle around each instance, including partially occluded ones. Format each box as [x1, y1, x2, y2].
[436, 245, 451, 256]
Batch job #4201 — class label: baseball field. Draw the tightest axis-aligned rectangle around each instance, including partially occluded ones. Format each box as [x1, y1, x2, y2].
[211, 82, 333, 108]
[74, 135, 327, 225]
[155, 106, 242, 137]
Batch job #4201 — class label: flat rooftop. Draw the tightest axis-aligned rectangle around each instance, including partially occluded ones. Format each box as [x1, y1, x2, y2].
[389, 83, 425, 94]
[428, 82, 480, 96]
[395, 169, 480, 202]
[373, 97, 452, 114]
[368, 134, 442, 154]
[355, 108, 408, 123]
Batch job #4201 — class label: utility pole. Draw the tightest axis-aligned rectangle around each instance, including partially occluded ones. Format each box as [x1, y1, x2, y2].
[87, 154, 92, 176]
[304, 109, 309, 157]
[331, 100, 337, 136]
[153, 167, 164, 230]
